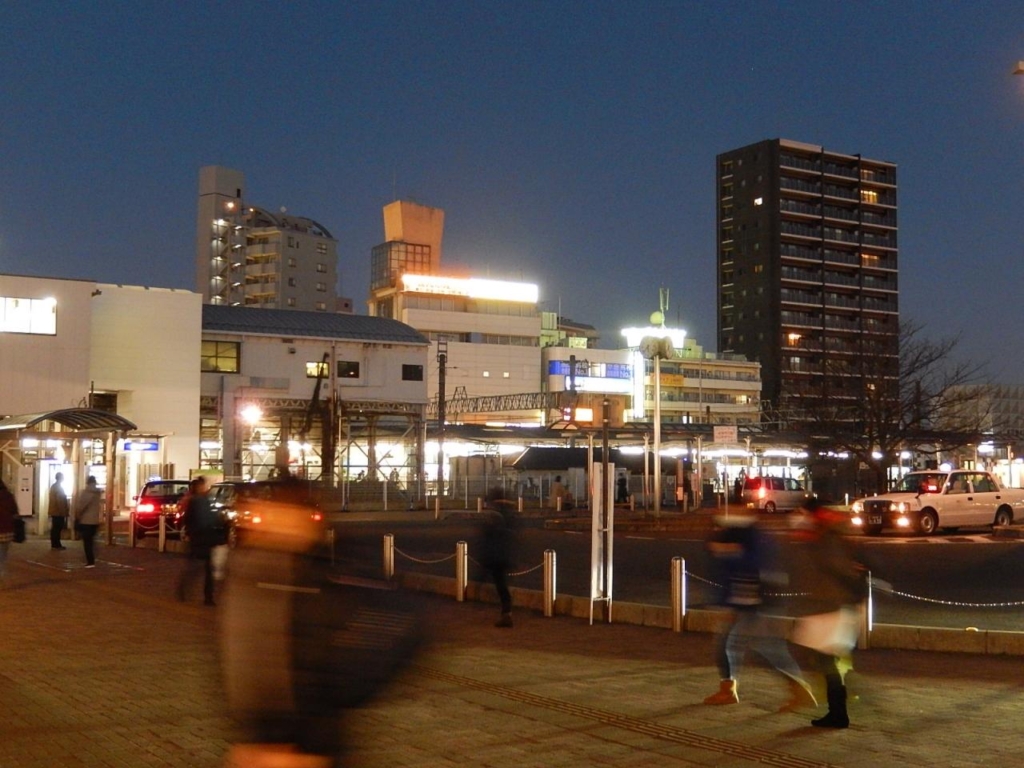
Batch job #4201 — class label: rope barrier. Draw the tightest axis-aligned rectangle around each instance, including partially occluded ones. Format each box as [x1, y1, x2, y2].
[392, 546, 456, 565]
[886, 588, 1024, 609]
[509, 562, 545, 577]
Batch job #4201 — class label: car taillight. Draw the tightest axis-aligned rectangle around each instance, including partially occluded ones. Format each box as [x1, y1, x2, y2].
[137, 502, 156, 513]
[311, 512, 323, 522]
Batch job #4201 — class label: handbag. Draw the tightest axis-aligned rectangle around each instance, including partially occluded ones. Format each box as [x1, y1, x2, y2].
[13, 515, 26, 543]
[791, 606, 860, 656]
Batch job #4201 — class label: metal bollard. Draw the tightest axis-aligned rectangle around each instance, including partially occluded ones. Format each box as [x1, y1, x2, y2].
[543, 549, 557, 617]
[477, 497, 483, 513]
[671, 557, 686, 632]
[455, 540, 468, 601]
[129, 511, 136, 548]
[158, 513, 166, 553]
[517, 496, 523, 513]
[859, 571, 873, 649]
[383, 534, 395, 580]
[556, 496, 562, 513]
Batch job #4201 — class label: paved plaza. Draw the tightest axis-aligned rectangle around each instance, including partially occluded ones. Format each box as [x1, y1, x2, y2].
[2, 535, 1024, 767]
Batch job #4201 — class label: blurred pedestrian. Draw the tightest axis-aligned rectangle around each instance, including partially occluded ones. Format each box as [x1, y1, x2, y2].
[0, 479, 20, 584]
[790, 498, 867, 729]
[702, 504, 815, 711]
[550, 475, 571, 511]
[49, 471, 70, 550]
[73, 476, 102, 568]
[481, 486, 517, 628]
[222, 477, 420, 767]
[177, 475, 221, 605]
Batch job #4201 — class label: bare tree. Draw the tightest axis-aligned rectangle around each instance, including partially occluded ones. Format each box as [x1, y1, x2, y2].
[782, 321, 990, 493]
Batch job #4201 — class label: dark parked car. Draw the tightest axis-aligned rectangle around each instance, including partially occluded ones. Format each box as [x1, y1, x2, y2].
[133, 480, 190, 539]
[209, 479, 326, 546]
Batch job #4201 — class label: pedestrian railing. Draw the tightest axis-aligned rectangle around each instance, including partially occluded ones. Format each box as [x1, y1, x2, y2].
[384, 534, 557, 615]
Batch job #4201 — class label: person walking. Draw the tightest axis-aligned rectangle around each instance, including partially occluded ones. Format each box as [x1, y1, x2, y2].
[790, 498, 867, 729]
[73, 476, 102, 568]
[177, 476, 221, 606]
[0, 479, 20, 584]
[481, 486, 517, 628]
[702, 503, 815, 711]
[49, 471, 70, 549]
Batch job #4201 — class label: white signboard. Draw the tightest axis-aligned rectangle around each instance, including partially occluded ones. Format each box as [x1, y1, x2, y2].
[713, 425, 738, 444]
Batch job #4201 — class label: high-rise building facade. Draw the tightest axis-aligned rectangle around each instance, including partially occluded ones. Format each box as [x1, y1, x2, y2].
[716, 139, 899, 422]
[195, 166, 349, 312]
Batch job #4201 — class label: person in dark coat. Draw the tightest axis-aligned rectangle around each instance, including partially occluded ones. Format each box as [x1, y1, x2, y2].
[49, 472, 70, 549]
[481, 486, 517, 628]
[0, 479, 19, 584]
[790, 498, 867, 729]
[176, 476, 222, 605]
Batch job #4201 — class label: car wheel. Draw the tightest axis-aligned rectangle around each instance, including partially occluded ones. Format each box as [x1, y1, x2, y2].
[764, 501, 777, 514]
[994, 507, 1013, 527]
[918, 510, 938, 535]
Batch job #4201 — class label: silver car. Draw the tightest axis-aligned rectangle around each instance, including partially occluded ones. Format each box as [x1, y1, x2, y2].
[742, 476, 811, 513]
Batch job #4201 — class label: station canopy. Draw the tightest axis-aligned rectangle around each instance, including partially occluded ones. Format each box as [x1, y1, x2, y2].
[0, 408, 137, 436]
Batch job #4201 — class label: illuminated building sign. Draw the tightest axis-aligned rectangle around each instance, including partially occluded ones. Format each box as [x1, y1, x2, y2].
[620, 325, 687, 349]
[1, 296, 57, 335]
[401, 274, 539, 303]
[563, 375, 633, 394]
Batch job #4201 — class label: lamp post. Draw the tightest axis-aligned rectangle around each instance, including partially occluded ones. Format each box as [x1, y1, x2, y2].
[435, 340, 447, 520]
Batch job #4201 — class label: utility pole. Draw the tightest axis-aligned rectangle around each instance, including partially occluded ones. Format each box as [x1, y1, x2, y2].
[436, 340, 447, 520]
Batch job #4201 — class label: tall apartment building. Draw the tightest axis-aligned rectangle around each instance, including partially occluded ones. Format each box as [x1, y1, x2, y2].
[715, 139, 899, 421]
[195, 166, 350, 312]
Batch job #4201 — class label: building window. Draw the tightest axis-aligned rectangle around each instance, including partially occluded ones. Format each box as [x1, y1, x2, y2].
[288, 277, 297, 287]
[288, 257, 297, 267]
[482, 371, 490, 378]
[305, 361, 329, 378]
[287, 236, 296, 248]
[316, 282, 326, 292]
[0, 296, 57, 335]
[316, 263, 327, 273]
[315, 301, 326, 311]
[503, 371, 510, 378]
[287, 298, 296, 307]
[316, 243, 327, 255]
[402, 364, 424, 381]
[338, 361, 360, 379]
[201, 341, 240, 373]
[861, 189, 878, 204]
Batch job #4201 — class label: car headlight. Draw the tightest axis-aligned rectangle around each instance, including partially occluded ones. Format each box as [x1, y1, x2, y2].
[891, 502, 908, 513]
[850, 514, 863, 527]
[851, 501, 863, 514]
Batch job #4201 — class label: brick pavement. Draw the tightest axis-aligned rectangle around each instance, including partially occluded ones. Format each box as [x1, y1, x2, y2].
[3, 534, 1024, 767]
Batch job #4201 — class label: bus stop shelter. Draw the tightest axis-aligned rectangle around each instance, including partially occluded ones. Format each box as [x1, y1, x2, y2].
[0, 408, 138, 543]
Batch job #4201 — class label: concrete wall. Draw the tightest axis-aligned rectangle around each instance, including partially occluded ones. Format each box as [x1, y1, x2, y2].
[0, 274, 94, 415]
[90, 285, 203, 475]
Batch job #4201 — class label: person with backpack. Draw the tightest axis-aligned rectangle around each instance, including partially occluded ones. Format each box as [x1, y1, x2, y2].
[177, 476, 222, 605]
[73, 476, 103, 568]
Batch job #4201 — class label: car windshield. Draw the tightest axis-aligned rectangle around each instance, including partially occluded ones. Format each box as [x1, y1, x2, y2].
[144, 483, 188, 497]
[892, 473, 946, 494]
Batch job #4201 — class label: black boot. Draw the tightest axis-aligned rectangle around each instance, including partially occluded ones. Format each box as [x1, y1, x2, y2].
[812, 674, 849, 728]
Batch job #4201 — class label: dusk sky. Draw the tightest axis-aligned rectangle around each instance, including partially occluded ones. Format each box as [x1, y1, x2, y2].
[3, 2, 1023, 381]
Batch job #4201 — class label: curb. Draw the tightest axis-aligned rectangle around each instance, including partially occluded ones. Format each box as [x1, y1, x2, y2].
[396, 571, 1024, 656]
